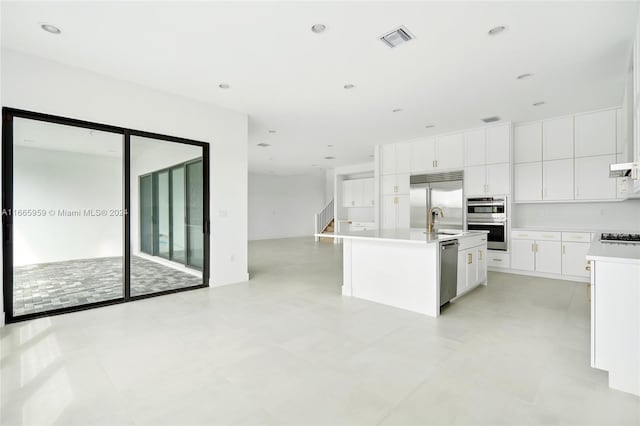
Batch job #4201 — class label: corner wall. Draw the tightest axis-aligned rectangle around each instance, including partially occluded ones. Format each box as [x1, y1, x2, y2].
[1, 49, 249, 294]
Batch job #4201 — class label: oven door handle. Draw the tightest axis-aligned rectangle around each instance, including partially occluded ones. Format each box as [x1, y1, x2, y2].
[468, 222, 507, 226]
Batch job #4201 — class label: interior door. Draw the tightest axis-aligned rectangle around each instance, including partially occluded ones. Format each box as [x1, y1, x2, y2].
[139, 174, 154, 255]
[186, 159, 204, 269]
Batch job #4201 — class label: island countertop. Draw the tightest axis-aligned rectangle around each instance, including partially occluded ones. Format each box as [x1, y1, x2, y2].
[586, 239, 640, 265]
[315, 229, 488, 245]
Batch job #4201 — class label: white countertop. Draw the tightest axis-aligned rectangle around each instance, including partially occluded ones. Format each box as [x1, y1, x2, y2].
[316, 229, 488, 245]
[587, 239, 640, 265]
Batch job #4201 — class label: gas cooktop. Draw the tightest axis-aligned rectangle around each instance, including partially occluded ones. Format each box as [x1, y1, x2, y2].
[600, 233, 640, 244]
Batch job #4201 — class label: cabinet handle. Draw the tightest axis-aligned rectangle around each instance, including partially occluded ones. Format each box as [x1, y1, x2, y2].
[585, 262, 591, 272]
[468, 253, 473, 264]
[478, 250, 483, 260]
[492, 258, 502, 262]
[432, 160, 436, 168]
[435, 160, 438, 167]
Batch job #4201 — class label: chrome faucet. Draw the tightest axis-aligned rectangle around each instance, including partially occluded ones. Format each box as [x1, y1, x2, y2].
[428, 207, 444, 234]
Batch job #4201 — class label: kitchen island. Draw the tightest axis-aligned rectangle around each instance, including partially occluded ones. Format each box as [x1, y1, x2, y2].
[318, 229, 488, 317]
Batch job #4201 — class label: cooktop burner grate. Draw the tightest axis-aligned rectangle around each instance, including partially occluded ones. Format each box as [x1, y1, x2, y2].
[600, 233, 640, 244]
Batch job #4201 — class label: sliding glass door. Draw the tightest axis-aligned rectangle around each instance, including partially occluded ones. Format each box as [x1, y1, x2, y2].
[2, 108, 210, 323]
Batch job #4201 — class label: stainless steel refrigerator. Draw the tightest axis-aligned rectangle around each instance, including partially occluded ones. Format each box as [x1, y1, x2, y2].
[409, 173, 464, 231]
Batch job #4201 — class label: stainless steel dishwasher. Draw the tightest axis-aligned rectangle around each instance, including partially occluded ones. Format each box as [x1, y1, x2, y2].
[439, 240, 459, 307]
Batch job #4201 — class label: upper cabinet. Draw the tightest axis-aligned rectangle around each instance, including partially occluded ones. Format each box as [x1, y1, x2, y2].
[575, 109, 617, 158]
[343, 178, 375, 207]
[381, 143, 410, 175]
[464, 124, 511, 166]
[409, 134, 463, 173]
[543, 117, 574, 160]
[514, 122, 542, 163]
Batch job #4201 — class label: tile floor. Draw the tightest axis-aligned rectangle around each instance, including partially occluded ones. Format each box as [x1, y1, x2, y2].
[1, 237, 639, 425]
[13, 256, 203, 316]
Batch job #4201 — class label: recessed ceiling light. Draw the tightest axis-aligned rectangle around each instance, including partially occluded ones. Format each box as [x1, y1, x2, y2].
[327, 144, 334, 147]
[517, 73, 533, 80]
[41, 24, 61, 34]
[218, 83, 230, 89]
[344, 84, 355, 90]
[532, 101, 545, 106]
[257, 143, 271, 147]
[311, 24, 326, 34]
[482, 116, 501, 123]
[425, 124, 435, 129]
[392, 108, 403, 113]
[324, 156, 336, 160]
[268, 129, 277, 134]
[488, 26, 506, 36]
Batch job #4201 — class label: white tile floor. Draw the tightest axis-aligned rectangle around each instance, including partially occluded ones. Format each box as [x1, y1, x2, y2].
[1, 237, 639, 425]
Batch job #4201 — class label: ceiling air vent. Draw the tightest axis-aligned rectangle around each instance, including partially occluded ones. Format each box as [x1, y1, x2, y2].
[380, 26, 415, 48]
[257, 143, 271, 147]
[481, 116, 501, 123]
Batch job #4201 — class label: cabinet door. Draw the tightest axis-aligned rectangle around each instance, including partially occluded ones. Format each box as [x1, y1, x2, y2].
[543, 117, 574, 160]
[514, 122, 542, 163]
[457, 250, 468, 295]
[476, 246, 487, 285]
[381, 195, 397, 229]
[535, 240, 562, 274]
[466, 250, 478, 288]
[381, 175, 397, 195]
[352, 179, 365, 207]
[562, 242, 590, 278]
[574, 155, 617, 200]
[486, 163, 510, 195]
[396, 143, 411, 174]
[362, 178, 375, 207]
[464, 165, 487, 196]
[381, 144, 396, 175]
[396, 195, 410, 229]
[543, 159, 573, 201]
[511, 239, 535, 271]
[486, 124, 511, 164]
[410, 138, 436, 173]
[436, 133, 464, 170]
[514, 162, 542, 201]
[396, 173, 410, 194]
[342, 180, 354, 207]
[575, 109, 617, 157]
[464, 129, 486, 166]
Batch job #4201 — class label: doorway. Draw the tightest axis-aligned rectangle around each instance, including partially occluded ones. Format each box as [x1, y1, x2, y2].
[2, 108, 210, 323]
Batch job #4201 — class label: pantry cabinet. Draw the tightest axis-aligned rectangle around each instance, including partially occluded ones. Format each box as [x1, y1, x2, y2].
[464, 123, 511, 166]
[409, 134, 463, 173]
[464, 163, 510, 196]
[381, 143, 411, 175]
[381, 195, 409, 230]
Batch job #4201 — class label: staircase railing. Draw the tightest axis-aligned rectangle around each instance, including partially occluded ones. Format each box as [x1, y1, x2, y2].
[314, 199, 334, 242]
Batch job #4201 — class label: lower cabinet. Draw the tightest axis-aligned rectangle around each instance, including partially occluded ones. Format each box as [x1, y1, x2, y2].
[535, 240, 562, 274]
[562, 241, 590, 277]
[457, 244, 487, 295]
[511, 238, 535, 271]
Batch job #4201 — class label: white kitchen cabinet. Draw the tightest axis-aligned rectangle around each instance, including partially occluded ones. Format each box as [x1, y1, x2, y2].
[486, 124, 511, 164]
[381, 194, 409, 230]
[487, 251, 510, 269]
[457, 243, 487, 295]
[381, 143, 411, 175]
[535, 240, 562, 274]
[410, 135, 463, 173]
[486, 163, 510, 195]
[343, 178, 374, 207]
[514, 162, 542, 201]
[464, 165, 487, 196]
[574, 155, 617, 200]
[410, 138, 436, 173]
[464, 163, 509, 196]
[381, 173, 409, 195]
[514, 122, 542, 163]
[511, 238, 535, 271]
[457, 250, 467, 295]
[575, 109, 617, 158]
[476, 245, 487, 285]
[436, 133, 464, 170]
[562, 242, 590, 277]
[543, 116, 574, 160]
[464, 129, 485, 166]
[543, 158, 574, 201]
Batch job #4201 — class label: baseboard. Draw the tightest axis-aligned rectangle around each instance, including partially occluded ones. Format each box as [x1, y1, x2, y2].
[209, 272, 249, 288]
[491, 267, 589, 283]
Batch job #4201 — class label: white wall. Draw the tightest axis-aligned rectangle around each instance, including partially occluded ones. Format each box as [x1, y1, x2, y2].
[248, 172, 325, 240]
[513, 200, 640, 232]
[1, 49, 249, 292]
[324, 168, 334, 205]
[13, 146, 123, 266]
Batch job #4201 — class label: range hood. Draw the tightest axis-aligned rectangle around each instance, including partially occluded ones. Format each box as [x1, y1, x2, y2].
[609, 162, 638, 178]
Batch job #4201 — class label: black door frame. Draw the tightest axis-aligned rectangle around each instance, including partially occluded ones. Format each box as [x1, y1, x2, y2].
[1, 107, 211, 324]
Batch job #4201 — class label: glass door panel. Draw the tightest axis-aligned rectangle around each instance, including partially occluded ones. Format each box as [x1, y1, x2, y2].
[139, 174, 154, 255]
[171, 166, 186, 263]
[10, 117, 124, 318]
[130, 135, 204, 297]
[186, 160, 203, 269]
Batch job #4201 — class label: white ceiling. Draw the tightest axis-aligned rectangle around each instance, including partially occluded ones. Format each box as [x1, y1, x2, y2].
[2, 1, 638, 175]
